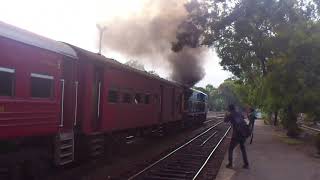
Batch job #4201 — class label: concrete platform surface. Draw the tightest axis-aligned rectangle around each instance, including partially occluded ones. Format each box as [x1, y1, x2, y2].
[215, 120, 320, 180]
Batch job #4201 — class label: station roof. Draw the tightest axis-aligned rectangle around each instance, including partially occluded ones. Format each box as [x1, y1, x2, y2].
[0, 21, 77, 59]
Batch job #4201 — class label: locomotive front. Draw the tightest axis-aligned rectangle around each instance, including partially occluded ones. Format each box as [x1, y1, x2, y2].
[183, 88, 208, 125]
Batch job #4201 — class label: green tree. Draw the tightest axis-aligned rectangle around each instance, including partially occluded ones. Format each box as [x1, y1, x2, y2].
[217, 79, 248, 110]
[174, 0, 320, 136]
[194, 84, 225, 111]
[205, 84, 215, 93]
[264, 21, 320, 132]
[175, 0, 319, 79]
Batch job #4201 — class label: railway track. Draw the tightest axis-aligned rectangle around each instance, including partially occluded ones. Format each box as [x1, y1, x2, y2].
[128, 121, 231, 180]
[44, 115, 225, 180]
[204, 112, 225, 124]
[204, 117, 222, 124]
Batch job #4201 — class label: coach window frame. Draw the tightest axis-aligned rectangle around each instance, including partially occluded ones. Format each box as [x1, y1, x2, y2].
[121, 89, 132, 104]
[30, 73, 54, 99]
[0, 67, 15, 97]
[144, 93, 151, 105]
[154, 94, 159, 104]
[134, 92, 143, 104]
[108, 88, 120, 103]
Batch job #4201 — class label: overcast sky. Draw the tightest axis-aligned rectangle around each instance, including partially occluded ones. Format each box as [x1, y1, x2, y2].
[0, 0, 231, 88]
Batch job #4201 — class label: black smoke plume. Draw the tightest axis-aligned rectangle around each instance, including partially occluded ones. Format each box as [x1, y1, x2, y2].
[100, 0, 206, 86]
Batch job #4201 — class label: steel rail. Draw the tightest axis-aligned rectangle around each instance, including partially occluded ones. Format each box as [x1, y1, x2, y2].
[192, 126, 231, 180]
[204, 113, 225, 124]
[204, 118, 216, 124]
[127, 120, 224, 180]
[200, 131, 218, 147]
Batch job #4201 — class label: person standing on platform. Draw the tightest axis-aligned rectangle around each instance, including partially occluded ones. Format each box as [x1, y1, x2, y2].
[248, 107, 257, 144]
[224, 104, 249, 169]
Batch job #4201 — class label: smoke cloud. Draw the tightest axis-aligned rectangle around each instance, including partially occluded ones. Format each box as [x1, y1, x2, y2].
[100, 0, 206, 86]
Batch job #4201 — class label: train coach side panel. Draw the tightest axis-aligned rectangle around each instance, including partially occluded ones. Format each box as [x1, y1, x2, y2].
[174, 88, 183, 121]
[0, 37, 63, 138]
[74, 51, 160, 134]
[160, 85, 174, 123]
[101, 68, 159, 132]
[77, 62, 95, 134]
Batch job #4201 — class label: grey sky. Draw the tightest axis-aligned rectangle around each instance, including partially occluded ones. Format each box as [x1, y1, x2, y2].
[0, 0, 231, 88]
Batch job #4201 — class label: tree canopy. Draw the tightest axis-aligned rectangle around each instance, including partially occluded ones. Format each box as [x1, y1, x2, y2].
[194, 79, 246, 111]
[180, 0, 320, 135]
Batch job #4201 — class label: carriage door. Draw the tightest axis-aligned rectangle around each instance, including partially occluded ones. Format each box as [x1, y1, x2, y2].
[60, 59, 75, 129]
[159, 85, 164, 122]
[171, 88, 175, 120]
[55, 59, 76, 166]
[92, 67, 103, 131]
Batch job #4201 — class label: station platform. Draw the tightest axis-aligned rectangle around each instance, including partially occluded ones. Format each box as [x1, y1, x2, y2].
[215, 120, 320, 180]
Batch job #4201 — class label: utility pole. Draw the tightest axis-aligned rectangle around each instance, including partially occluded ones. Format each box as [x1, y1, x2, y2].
[96, 24, 107, 55]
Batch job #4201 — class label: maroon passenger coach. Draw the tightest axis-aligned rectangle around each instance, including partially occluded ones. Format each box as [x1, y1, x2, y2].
[72, 46, 185, 135]
[0, 21, 207, 179]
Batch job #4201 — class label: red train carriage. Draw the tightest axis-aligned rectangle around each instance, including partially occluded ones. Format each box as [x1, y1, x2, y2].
[0, 22, 78, 138]
[0, 21, 207, 179]
[0, 21, 78, 174]
[70, 46, 185, 157]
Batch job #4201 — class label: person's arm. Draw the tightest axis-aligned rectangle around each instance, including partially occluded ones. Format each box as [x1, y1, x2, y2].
[248, 112, 254, 120]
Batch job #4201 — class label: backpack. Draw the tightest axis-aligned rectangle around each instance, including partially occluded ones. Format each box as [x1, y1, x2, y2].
[233, 113, 251, 139]
[236, 123, 251, 139]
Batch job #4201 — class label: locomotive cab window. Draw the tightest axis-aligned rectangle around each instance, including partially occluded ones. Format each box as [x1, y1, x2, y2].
[31, 73, 53, 98]
[0, 67, 15, 97]
[108, 90, 119, 103]
[197, 93, 205, 102]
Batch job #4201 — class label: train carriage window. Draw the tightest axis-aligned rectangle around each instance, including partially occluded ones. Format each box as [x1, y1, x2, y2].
[134, 93, 142, 104]
[108, 90, 119, 103]
[0, 67, 15, 97]
[31, 73, 53, 98]
[122, 92, 132, 103]
[145, 94, 150, 104]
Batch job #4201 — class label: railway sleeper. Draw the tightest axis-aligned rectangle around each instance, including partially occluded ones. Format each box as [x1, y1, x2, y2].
[166, 159, 204, 166]
[160, 164, 197, 171]
[0, 166, 9, 180]
[162, 163, 201, 170]
[139, 175, 187, 180]
[0, 149, 51, 180]
[146, 171, 189, 179]
[151, 168, 195, 174]
[175, 153, 208, 158]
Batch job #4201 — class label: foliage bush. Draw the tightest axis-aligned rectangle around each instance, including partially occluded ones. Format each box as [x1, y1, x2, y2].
[261, 112, 272, 125]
